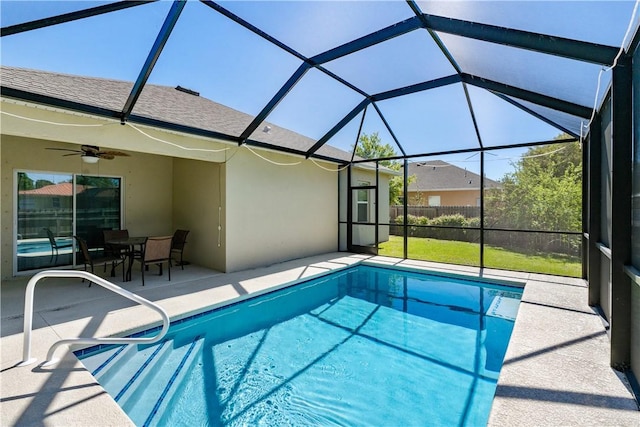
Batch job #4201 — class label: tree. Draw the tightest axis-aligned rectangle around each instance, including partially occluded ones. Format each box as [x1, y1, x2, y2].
[356, 132, 398, 165]
[485, 134, 582, 233]
[354, 132, 412, 205]
[35, 179, 55, 188]
[17, 173, 35, 191]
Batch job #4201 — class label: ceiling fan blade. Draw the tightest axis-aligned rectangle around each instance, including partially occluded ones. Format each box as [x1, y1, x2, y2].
[46, 147, 81, 153]
[62, 153, 82, 157]
[98, 154, 115, 160]
[98, 150, 130, 157]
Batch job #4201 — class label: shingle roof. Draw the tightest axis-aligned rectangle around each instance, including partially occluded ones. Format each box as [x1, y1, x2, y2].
[406, 160, 500, 191]
[0, 66, 352, 162]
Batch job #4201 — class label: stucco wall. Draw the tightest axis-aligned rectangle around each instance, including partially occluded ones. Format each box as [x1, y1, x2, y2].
[172, 158, 225, 272]
[1, 135, 173, 278]
[224, 149, 338, 273]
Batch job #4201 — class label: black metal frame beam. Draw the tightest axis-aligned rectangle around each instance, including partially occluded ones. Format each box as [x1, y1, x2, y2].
[462, 83, 484, 149]
[0, 88, 347, 164]
[1, 87, 123, 119]
[461, 74, 593, 119]
[307, 75, 460, 158]
[311, 16, 423, 64]
[582, 117, 606, 290]
[308, 71, 584, 159]
[480, 151, 485, 267]
[420, 13, 618, 66]
[371, 103, 406, 156]
[609, 55, 633, 369]
[126, 114, 241, 144]
[200, 0, 306, 62]
[131, 115, 347, 164]
[350, 105, 368, 162]
[492, 92, 580, 138]
[202, 0, 373, 145]
[239, 63, 312, 143]
[403, 158, 408, 259]
[1, 1, 155, 37]
[349, 136, 578, 164]
[121, 0, 186, 122]
[408, 1, 487, 153]
[1, 0, 608, 175]
[372, 74, 461, 102]
[306, 99, 371, 157]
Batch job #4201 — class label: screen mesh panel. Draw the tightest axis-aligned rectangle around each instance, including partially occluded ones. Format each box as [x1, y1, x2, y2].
[467, 86, 569, 146]
[134, 1, 303, 132]
[1, 2, 170, 84]
[248, 67, 364, 148]
[417, 0, 636, 46]
[324, 29, 457, 95]
[217, 1, 415, 57]
[376, 83, 481, 154]
[437, 32, 605, 108]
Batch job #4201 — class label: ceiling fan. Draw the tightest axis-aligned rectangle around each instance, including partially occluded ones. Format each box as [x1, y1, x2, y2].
[46, 145, 130, 163]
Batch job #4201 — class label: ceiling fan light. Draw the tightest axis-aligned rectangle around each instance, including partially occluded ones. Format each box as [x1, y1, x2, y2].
[81, 155, 99, 164]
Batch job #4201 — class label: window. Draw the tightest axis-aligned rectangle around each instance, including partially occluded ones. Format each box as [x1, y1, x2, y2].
[15, 171, 122, 273]
[357, 188, 369, 222]
[428, 195, 441, 206]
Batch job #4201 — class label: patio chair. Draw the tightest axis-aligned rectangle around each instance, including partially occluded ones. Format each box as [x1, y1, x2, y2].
[134, 236, 172, 286]
[74, 236, 125, 285]
[44, 228, 72, 263]
[171, 229, 190, 270]
[103, 229, 130, 257]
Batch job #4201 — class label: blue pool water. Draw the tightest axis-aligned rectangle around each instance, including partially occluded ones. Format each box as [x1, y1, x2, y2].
[76, 265, 523, 426]
[17, 238, 73, 255]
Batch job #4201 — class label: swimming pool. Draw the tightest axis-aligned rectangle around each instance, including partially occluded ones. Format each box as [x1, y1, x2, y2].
[76, 265, 523, 426]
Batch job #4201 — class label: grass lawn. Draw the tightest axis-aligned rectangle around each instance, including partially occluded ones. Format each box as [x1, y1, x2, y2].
[378, 235, 581, 277]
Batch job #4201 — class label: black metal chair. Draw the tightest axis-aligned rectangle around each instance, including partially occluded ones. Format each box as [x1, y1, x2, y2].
[171, 229, 190, 269]
[44, 228, 72, 263]
[74, 236, 125, 285]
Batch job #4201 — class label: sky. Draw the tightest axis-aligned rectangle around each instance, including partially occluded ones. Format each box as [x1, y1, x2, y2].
[1, 1, 637, 180]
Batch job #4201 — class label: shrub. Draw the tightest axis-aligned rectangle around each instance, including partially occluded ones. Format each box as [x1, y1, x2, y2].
[466, 217, 480, 228]
[429, 214, 467, 228]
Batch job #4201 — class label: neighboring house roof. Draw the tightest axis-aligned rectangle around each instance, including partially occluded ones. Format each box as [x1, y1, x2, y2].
[0, 66, 352, 162]
[406, 160, 501, 192]
[19, 183, 84, 196]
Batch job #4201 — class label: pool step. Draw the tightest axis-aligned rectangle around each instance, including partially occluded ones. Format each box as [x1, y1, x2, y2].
[81, 335, 204, 427]
[128, 336, 204, 427]
[87, 344, 138, 382]
[93, 340, 173, 403]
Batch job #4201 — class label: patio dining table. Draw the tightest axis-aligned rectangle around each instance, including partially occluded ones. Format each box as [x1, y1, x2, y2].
[105, 236, 146, 282]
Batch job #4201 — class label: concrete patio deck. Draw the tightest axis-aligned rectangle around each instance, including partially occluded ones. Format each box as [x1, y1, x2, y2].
[1, 253, 638, 426]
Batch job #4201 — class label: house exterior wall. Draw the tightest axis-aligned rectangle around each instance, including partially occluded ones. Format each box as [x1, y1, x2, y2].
[172, 158, 225, 272]
[224, 149, 338, 273]
[408, 189, 480, 206]
[1, 135, 173, 279]
[0, 101, 230, 279]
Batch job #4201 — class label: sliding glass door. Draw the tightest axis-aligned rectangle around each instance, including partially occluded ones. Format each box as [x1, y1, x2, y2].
[15, 171, 122, 273]
[76, 175, 122, 251]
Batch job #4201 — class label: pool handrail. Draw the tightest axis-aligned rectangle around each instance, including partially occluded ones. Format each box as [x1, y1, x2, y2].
[19, 270, 170, 367]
